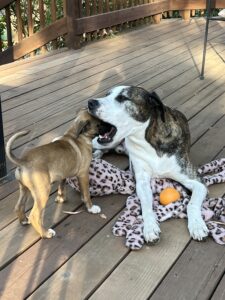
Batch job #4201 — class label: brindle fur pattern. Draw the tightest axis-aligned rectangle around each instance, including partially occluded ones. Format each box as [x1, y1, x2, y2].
[116, 86, 198, 180]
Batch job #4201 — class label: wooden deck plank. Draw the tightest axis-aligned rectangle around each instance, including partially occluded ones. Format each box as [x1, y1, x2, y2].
[3, 20, 219, 110]
[4, 35, 222, 136]
[1, 19, 210, 111]
[1, 21, 221, 114]
[211, 274, 225, 300]
[0, 20, 186, 78]
[177, 70, 225, 119]
[6, 31, 225, 154]
[0, 18, 224, 300]
[7, 49, 224, 157]
[3, 40, 216, 136]
[0, 19, 184, 79]
[25, 216, 129, 300]
[0, 17, 224, 198]
[150, 239, 225, 300]
[189, 92, 225, 144]
[0, 19, 223, 188]
[191, 115, 225, 166]
[27, 219, 188, 300]
[0, 197, 128, 300]
[0, 48, 71, 74]
[88, 220, 189, 300]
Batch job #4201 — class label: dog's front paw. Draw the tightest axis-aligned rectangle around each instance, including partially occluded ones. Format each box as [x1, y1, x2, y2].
[88, 205, 101, 214]
[93, 150, 104, 159]
[188, 218, 209, 241]
[143, 217, 161, 244]
[45, 228, 56, 238]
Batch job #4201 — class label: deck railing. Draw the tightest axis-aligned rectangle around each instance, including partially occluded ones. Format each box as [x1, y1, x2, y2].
[0, 0, 225, 65]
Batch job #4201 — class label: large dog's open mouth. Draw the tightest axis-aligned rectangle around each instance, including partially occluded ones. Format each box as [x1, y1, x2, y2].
[98, 121, 117, 144]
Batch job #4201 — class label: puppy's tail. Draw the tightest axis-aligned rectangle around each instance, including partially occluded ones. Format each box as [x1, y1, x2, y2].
[6, 130, 30, 166]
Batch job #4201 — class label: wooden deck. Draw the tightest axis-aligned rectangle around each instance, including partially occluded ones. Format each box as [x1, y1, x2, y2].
[0, 18, 225, 300]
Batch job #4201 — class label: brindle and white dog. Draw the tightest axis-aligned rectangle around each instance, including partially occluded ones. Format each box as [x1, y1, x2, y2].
[88, 86, 209, 243]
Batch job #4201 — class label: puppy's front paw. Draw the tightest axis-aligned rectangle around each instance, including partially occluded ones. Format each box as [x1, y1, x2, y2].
[52, 136, 62, 142]
[143, 217, 161, 244]
[45, 228, 56, 238]
[88, 205, 101, 214]
[188, 218, 209, 241]
[21, 216, 29, 225]
[55, 195, 65, 203]
[18, 214, 29, 225]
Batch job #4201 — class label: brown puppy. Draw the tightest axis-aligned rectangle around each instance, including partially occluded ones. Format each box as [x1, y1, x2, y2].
[6, 109, 101, 238]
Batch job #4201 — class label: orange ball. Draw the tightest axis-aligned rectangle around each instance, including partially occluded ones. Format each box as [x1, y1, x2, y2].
[159, 188, 180, 206]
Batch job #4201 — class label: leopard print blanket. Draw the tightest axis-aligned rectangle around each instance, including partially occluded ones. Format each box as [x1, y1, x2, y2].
[67, 158, 225, 250]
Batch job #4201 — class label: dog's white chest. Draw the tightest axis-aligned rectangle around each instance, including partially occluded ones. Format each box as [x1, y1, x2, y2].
[125, 135, 181, 178]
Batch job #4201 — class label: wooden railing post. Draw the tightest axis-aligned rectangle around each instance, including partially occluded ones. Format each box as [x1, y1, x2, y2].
[38, 0, 47, 54]
[15, 0, 23, 42]
[180, 10, 191, 20]
[152, 13, 162, 24]
[5, 6, 13, 48]
[66, 0, 81, 49]
[51, 0, 58, 49]
[0, 96, 7, 179]
[28, 0, 35, 56]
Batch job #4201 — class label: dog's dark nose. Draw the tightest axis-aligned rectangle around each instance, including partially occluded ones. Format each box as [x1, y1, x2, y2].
[88, 99, 99, 111]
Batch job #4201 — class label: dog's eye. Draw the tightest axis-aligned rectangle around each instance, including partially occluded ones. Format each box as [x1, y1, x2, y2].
[116, 94, 128, 102]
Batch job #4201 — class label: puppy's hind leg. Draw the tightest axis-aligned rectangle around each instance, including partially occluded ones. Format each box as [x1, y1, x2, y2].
[55, 179, 66, 203]
[29, 178, 55, 238]
[15, 183, 31, 225]
[78, 173, 101, 214]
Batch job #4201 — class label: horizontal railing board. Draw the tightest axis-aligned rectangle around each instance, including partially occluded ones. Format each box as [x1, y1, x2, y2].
[0, 17, 67, 65]
[74, 0, 225, 34]
[0, 0, 15, 10]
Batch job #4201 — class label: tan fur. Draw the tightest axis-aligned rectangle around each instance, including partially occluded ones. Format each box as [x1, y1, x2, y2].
[6, 109, 100, 238]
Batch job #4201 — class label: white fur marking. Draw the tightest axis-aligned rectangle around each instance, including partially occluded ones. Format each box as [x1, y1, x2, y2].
[47, 228, 56, 238]
[52, 136, 62, 142]
[135, 168, 161, 242]
[55, 195, 65, 203]
[88, 205, 101, 214]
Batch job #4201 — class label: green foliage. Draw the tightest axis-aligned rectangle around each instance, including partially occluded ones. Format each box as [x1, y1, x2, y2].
[44, 0, 64, 25]
[0, 14, 6, 37]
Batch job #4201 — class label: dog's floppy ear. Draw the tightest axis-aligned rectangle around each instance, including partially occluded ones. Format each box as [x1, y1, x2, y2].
[74, 120, 90, 138]
[148, 91, 165, 122]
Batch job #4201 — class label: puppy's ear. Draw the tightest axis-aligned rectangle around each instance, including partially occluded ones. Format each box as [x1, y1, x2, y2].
[74, 120, 90, 138]
[149, 91, 165, 122]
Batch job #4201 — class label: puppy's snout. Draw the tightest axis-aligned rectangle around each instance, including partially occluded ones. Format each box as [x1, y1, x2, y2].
[88, 100, 100, 112]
